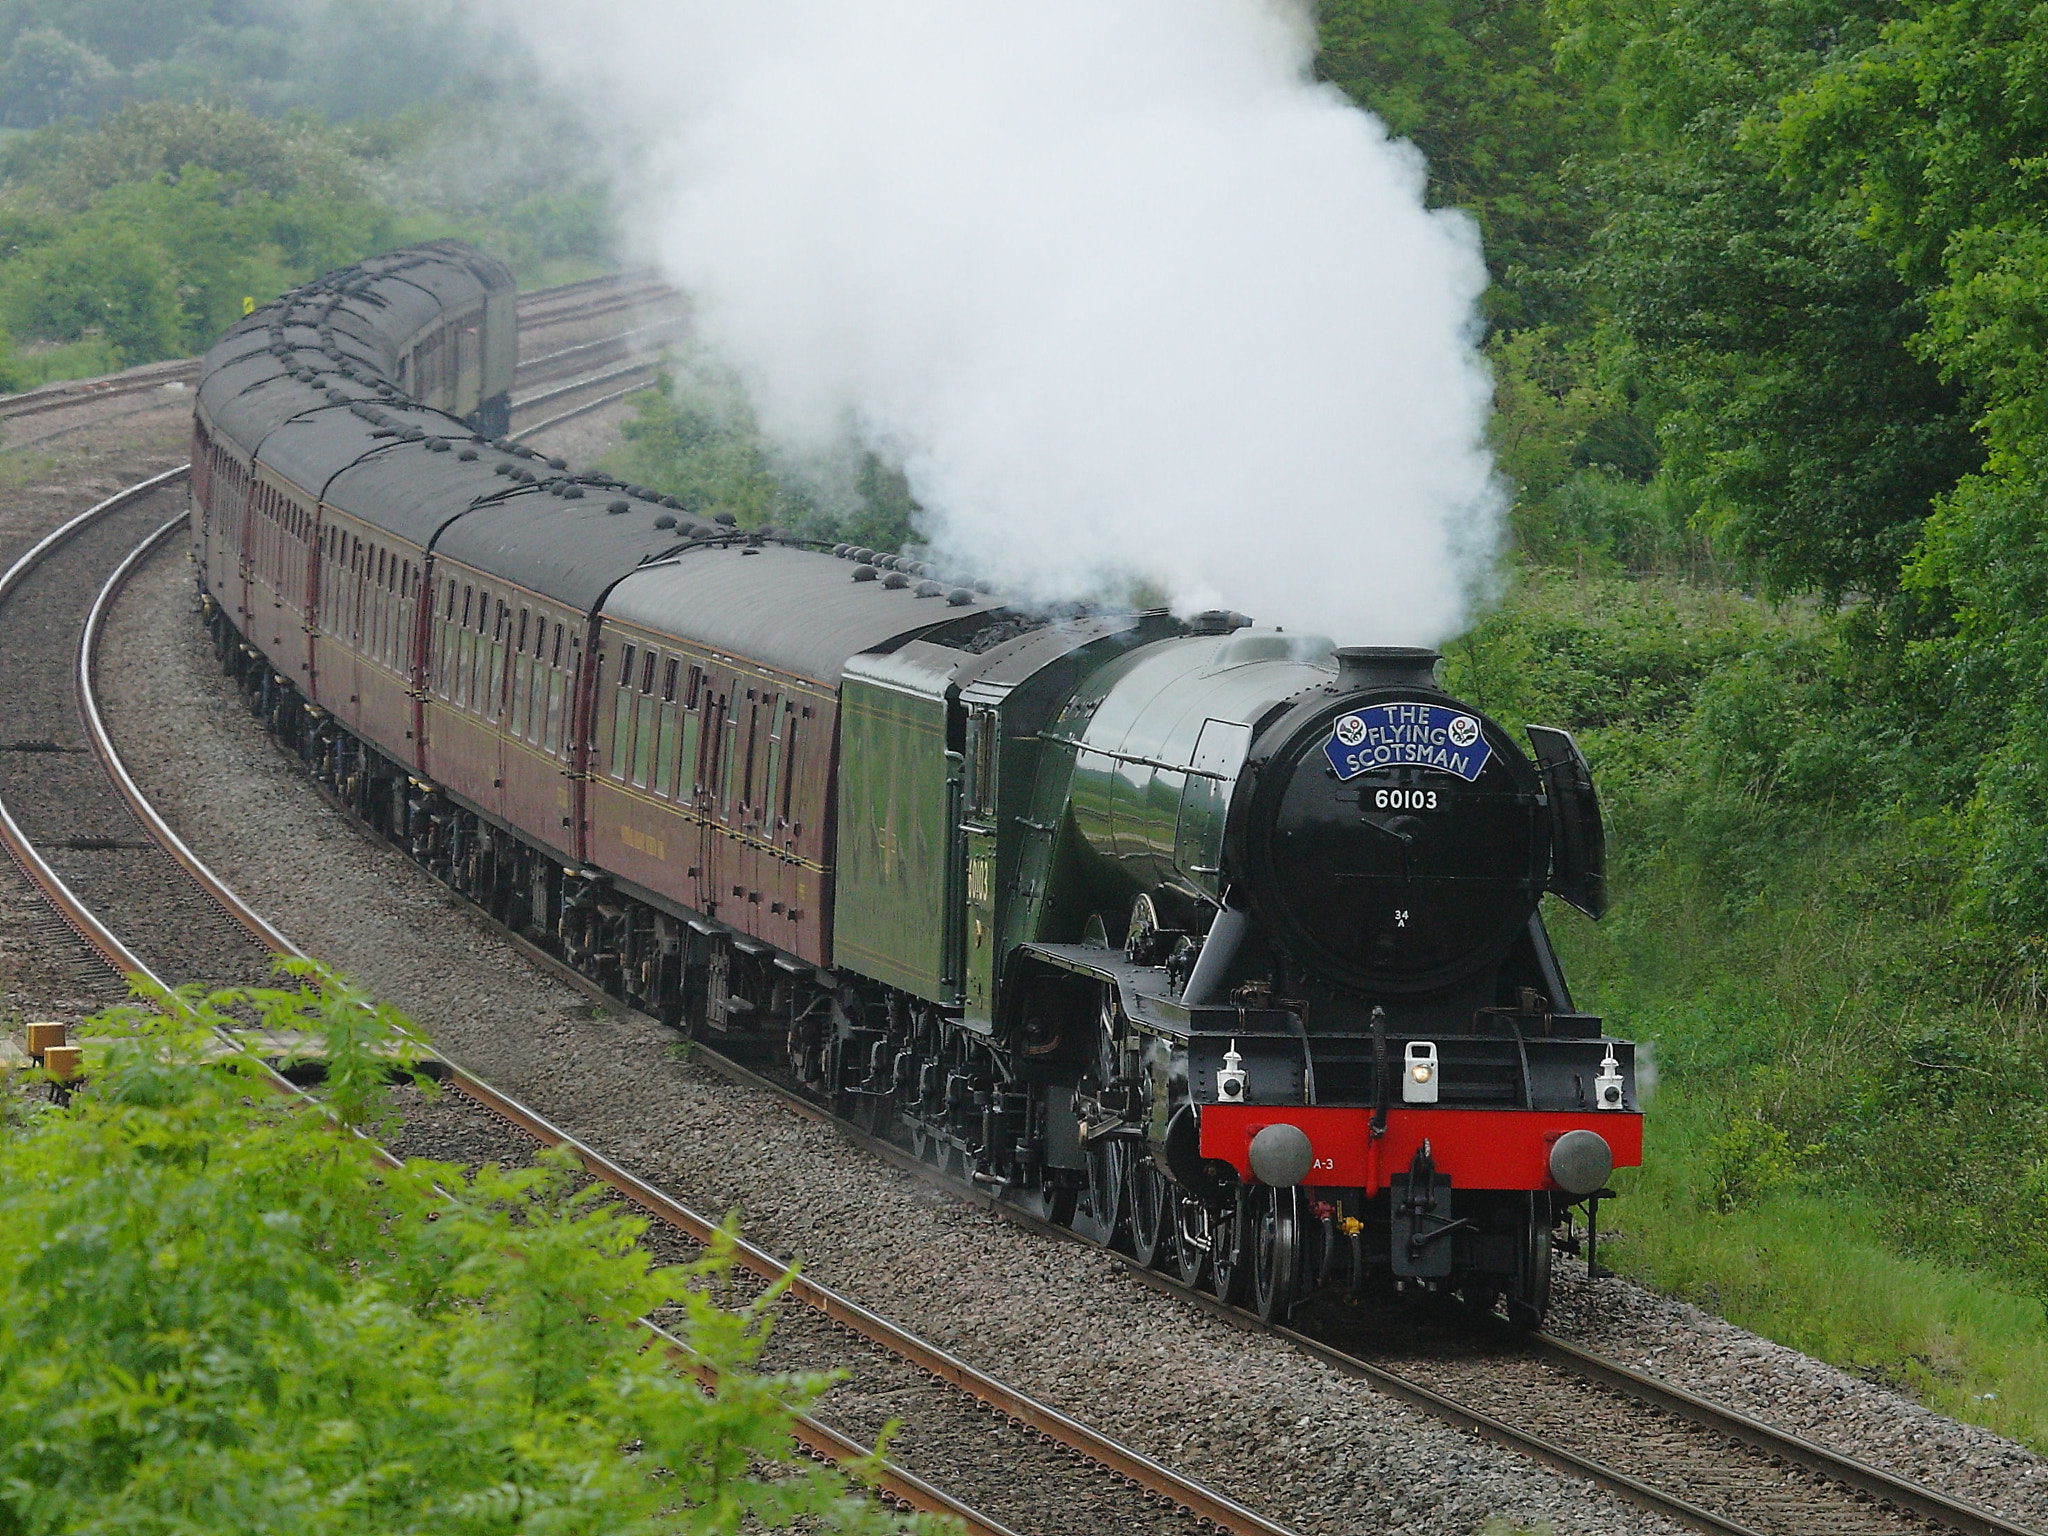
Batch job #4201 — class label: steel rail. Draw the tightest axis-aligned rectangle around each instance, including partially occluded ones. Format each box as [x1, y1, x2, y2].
[1525, 1333, 2032, 1536]
[514, 269, 663, 307]
[66, 502, 1287, 1536]
[79, 508, 302, 960]
[509, 383, 651, 441]
[515, 270, 666, 312]
[648, 1317, 1023, 1536]
[509, 360, 663, 415]
[516, 287, 677, 330]
[512, 319, 689, 387]
[0, 366, 200, 422]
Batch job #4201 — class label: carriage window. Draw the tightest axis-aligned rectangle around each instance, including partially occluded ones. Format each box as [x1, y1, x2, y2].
[455, 585, 476, 709]
[544, 623, 567, 754]
[719, 698, 738, 816]
[631, 653, 660, 788]
[678, 667, 704, 798]
[655, 663, 682, 797]
[609, 644, 636, 779]
[486, 600, 509, 719]
[511, 609, 533, 739]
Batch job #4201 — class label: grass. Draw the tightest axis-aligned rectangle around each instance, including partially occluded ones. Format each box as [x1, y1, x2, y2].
[8, 336, 126, 390]
[1610, 1123, 2048, 1444]
[1453, 565, 2048, 1448]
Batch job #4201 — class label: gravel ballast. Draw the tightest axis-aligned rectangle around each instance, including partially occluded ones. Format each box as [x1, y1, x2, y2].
[0, 402, 191, 1024]
[94, 534, 2048, 1535]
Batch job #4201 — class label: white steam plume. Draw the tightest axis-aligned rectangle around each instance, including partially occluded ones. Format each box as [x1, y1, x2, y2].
[505, 0, 1500, 644]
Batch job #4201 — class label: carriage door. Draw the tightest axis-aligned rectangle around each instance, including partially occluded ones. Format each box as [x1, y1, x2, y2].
[961, 704, 1000, 1028]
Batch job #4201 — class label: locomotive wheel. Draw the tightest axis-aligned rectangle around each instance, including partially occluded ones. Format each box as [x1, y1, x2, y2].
[1174, 1195, 1211, 1290]
[1209, 1186, 1252, 1305]
[1127, 1157, 1175, 1270]
[1252, 1186, 1301, 1324]
[1074, 1134, 1129, 1247]
[1073, 989, 1133, 1246]
[1505, 1192, 1554, 1329]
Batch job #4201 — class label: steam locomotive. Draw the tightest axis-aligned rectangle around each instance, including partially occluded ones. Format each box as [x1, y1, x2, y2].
[191, 244, 1640, 1325]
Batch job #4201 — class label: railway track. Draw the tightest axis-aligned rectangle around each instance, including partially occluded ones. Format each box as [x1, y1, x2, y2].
[0, 478, 1300, 1536]
[514, 273, 679, 334]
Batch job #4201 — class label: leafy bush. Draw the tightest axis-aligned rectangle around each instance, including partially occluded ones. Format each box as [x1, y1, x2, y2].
[0, 219, 177, 358]
[0, 969, 917, 1536]
[1700, 1114, 1799, 1214]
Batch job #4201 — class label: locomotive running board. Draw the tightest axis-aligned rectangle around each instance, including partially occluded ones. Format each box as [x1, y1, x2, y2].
[1009, 941, 1301, 1042]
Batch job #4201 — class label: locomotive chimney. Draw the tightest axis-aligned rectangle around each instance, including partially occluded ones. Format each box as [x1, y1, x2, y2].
[1335, 646, 1441, 692]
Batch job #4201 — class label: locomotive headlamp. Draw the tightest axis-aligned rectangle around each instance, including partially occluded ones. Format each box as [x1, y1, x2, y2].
[1594, 1047, 1626, 1111]
[1402, 1041, 1440, 1104]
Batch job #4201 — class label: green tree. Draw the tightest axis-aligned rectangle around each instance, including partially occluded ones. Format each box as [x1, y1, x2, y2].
[1318, 0, 1612, 330]
[1556, 0, 1981, 600]
[612, 367, 919, 552]
[0, 23, 118, 127]
[1773, 0, 2048, 930]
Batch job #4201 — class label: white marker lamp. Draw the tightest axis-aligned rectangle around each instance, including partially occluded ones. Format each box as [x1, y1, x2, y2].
[1215, 1040, 1248, 1103]
[1402, 1041, 1439, 1104]
[1594, 1047, 1626, 1111]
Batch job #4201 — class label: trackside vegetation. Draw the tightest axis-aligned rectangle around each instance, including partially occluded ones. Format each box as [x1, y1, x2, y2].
[0, 968, 923, 1536]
